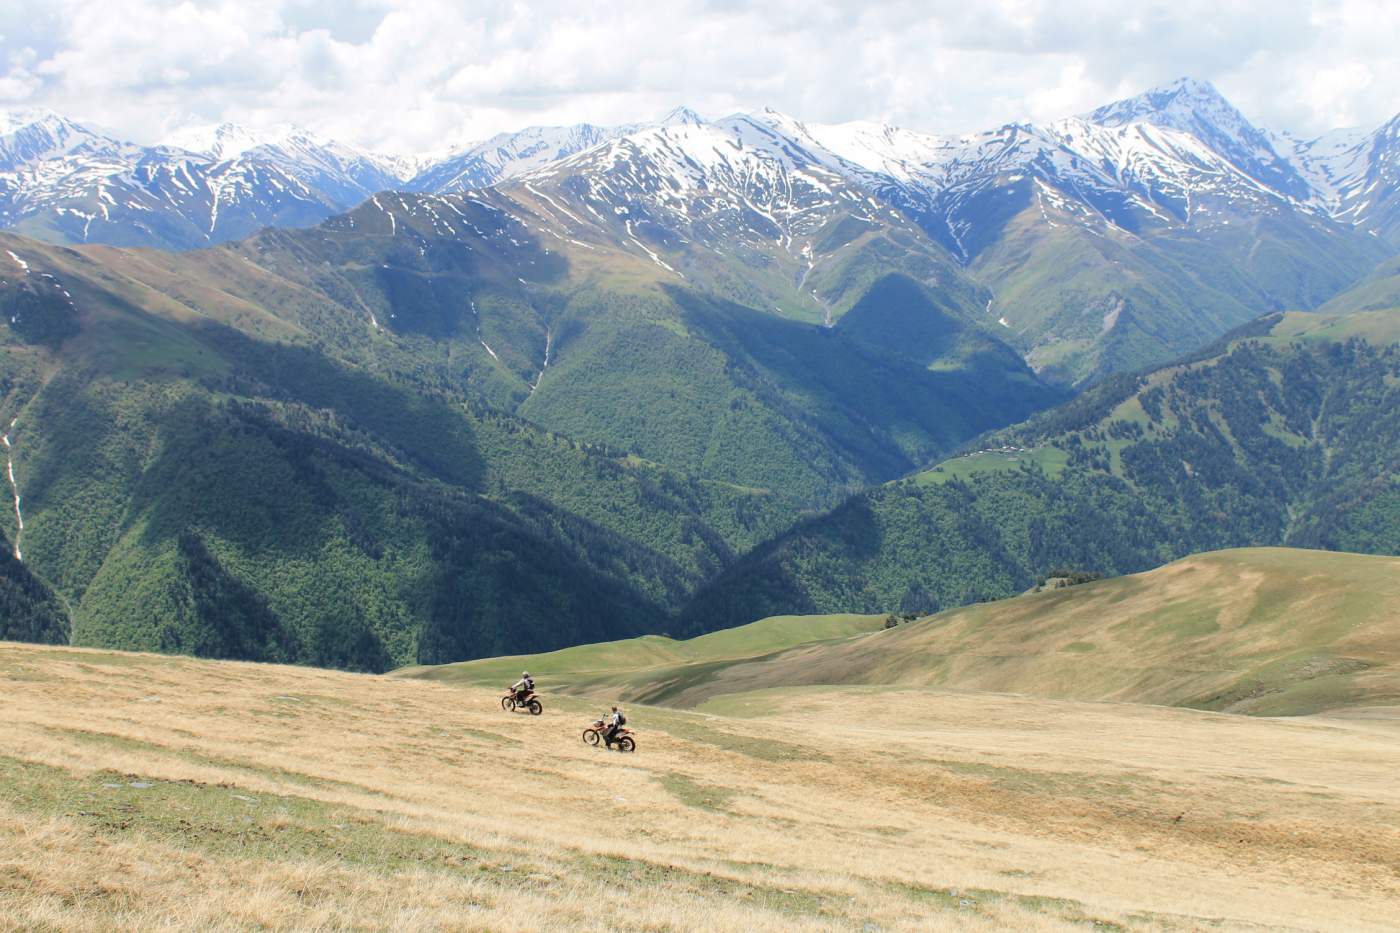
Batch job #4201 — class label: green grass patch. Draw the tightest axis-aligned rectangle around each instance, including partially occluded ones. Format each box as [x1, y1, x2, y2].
[892, 881, 1129, 930]
[638, 708, 832, 763]
[659, 772, 738, 813]
[1186, 653, 1374, 716]
[575, 852, 834, 920]
[0, 754, 484, 874]
[913, 446, 1068, 485]
[1143, 603, 1223, 640]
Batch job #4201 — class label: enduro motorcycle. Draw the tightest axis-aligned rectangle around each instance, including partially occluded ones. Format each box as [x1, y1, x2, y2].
[501, 690, 543, 715]
[582, 719, 635, 752]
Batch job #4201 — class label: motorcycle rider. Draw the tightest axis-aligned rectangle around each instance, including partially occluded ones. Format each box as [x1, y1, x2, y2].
[510, 671, 535, 702]
[602, 705, 626, 748]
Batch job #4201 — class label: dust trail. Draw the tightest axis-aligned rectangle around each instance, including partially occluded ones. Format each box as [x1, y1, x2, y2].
[3, 416, 23, 560]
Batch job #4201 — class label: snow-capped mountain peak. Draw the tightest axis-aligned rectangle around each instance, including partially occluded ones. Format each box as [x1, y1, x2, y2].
[3, 81, 1399, 253]
[0, 109, 125, 171]
[406, 121, 643, 194]
[777, 117, 950, 183]
[1087, 77, 1240, 130]
[1084, 77, 1308, 198]
[0, 107, 69, 137]
[659, 106, 706, 127]
[162, 122, 283, 159]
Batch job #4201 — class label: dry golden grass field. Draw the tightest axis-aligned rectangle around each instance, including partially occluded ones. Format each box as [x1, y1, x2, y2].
[3, 638, 1399, 931]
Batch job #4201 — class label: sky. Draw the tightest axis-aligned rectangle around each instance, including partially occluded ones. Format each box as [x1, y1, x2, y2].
[0, 0, 1396, 153]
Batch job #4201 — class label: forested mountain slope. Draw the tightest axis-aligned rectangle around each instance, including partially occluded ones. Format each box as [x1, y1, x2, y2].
[0, 233, 787, 668]
[679, 310, 1400, 632]
[0, 166, 1055, 669]
[0, 527, 69, 644]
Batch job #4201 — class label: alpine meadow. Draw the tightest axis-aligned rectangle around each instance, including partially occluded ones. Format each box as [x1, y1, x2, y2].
[3, 5, 1400, 930]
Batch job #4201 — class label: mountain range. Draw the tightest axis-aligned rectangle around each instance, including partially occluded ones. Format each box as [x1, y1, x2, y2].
[0, 168, 1057, 668]
[1, 77, 1398, 671]
[4, 79, 1397, 382]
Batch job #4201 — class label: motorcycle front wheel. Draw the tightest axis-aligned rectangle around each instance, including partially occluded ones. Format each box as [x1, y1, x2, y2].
[583, 729, 601, 746]
[501, 697, 515, 712]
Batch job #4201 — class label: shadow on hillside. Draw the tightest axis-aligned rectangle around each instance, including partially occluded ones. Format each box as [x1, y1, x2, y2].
[255, 195, 571, 341]
[665, 285, 1063, 476]
[199, 322, 487, 489]
[676, 497, 886, 637]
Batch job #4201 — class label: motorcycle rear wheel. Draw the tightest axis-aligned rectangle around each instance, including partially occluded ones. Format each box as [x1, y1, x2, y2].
[527, 699, 543, 715]
[618, 736, 636, 753]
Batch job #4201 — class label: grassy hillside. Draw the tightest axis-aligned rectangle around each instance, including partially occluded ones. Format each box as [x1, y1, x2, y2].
[974, 216, 1256, 384]
[515, 282, 1058, 504]
[1266, 307, 1400, 345]
[414, 548, 1400, 717]
[399, 612, 888, 703]
[6, 640, 1400, 930]
[681, 313, 1400, 631]
[238, 192, 1060, 503]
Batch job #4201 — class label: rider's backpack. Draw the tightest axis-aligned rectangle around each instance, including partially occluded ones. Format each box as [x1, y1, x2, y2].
[615, 712, 626, 726]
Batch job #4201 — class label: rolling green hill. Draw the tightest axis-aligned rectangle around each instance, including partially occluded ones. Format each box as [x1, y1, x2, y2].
[680, 311, 1400, 632]
[416, 548, 1400, 717]
[397, 611, 887, 698]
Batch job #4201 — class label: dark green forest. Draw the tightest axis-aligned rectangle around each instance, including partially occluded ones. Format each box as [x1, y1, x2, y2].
[0, 529, 69, 644]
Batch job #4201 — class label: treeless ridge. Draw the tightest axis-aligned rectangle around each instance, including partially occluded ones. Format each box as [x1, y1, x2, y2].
[3, 640, 1399, 930]
[422, 549, 1400, 715]
[686, 548, 1400, 715]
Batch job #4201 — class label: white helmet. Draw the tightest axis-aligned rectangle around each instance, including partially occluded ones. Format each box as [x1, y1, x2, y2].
[522, 671, 530, 677]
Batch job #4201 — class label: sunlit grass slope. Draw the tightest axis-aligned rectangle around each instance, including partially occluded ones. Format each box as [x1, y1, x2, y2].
[5, 640, 1400, 930]
[1264, 307, 1400, 345]
[676, 548, 1400, 715]
[399, 613, 887, 705]
[420, 548, 1400, 716]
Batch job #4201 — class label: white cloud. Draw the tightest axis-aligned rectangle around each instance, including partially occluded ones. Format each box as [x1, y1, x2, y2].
[1, 0, 1396, 153]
